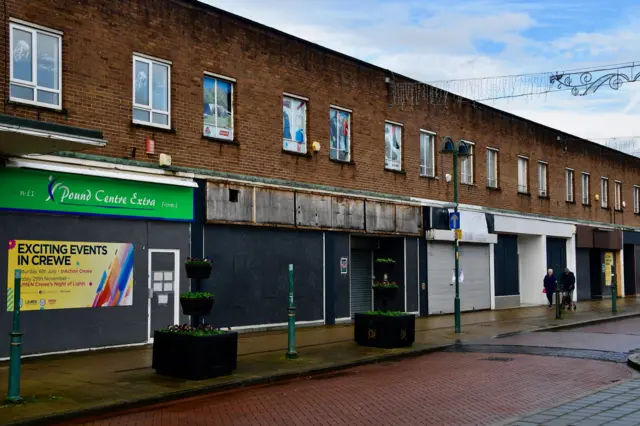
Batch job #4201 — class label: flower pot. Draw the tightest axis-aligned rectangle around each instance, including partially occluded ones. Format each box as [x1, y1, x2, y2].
[185, 263, 212, 279]
[152, 331, 238, 380]
[180, 297, 215, 316]
[354, 313, 415, 349]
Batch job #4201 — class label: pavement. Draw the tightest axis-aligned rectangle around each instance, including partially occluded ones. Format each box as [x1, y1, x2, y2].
[1, 297, 639, 426]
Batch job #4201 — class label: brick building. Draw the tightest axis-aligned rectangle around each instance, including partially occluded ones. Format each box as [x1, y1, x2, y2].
[0, 0, 638, 356]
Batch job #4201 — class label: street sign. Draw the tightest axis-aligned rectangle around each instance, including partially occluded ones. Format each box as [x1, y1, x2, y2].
[454, 229, 463, 240]
[449, 212, 461, 230]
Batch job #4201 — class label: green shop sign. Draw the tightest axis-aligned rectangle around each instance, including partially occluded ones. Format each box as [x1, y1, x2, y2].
[0, 168, 194, 221]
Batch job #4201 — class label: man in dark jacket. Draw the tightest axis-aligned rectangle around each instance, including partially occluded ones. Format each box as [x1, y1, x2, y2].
[543, 269, 557, 308]
[560, 268, 577, 310]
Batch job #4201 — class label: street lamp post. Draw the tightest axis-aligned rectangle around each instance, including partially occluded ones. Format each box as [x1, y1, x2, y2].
[441, 137, 470, 334]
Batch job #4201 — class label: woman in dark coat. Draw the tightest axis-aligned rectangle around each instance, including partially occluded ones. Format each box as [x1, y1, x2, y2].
[543, 269, 557, 308]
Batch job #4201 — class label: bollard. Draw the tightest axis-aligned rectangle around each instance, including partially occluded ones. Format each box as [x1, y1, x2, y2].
[555, 289, 561, 320]
[6, 270, 23, 404]
[286, 264, 297, 359]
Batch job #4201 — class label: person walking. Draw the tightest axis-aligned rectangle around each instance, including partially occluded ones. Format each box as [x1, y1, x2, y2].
[560, 267, 577, 310]
[543, 269, 557, 308]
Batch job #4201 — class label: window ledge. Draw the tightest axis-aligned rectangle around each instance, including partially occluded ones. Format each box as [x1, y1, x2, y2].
[385, 168, 407, 174]
[635, 212, 640, 216]
[330, 158, 355, 166]
[582, 202, 592, 207]
[282, 149, 312, 158]
[6, 99, 68, 116]
[203, 135, 239, 146]
[615, 208, 623, 213]
[518, 191, 531, 197]
[566, 200, 576, 205]
[538, 195, 550, 200]
[486, 186, 501, 191]
[602, 206, 611, 210]
[421, 175, 439, 180]
[460, 182, 475, 187]
[131, 122, 176, 133]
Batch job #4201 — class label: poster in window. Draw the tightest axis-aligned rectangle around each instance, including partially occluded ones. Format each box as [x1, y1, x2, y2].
[385, 122, 402, 170]
[283, 96, 307, 153]
[203, 77, 233, 141]
[330, 109, 350, 161]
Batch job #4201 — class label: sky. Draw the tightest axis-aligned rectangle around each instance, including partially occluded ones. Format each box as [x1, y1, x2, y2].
[202, 0, 640, 141]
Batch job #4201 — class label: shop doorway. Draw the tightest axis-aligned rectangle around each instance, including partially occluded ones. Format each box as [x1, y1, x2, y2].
[148, 249, 180, 342]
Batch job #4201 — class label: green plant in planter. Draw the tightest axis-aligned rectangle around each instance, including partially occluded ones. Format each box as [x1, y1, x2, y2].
[160, 324, 226, 336]
[372, 282, 399, 289]
[375, 258, 396, 264]
[185, 257, 213, 279]
[180, 291, 215, 299]
[362, 310, 407, 316]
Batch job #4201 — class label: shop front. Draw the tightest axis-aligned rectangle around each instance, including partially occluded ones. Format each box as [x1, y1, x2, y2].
[0, 163, 195, 357]
[575, 225, 622, 300]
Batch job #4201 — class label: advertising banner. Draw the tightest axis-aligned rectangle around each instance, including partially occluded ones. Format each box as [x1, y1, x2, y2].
[0, 168, 194, 221]
[7, 239, 134, 311]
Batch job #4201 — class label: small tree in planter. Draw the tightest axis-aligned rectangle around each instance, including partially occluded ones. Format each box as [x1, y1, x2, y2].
[152, 324, 238, 380]
[354, 257, 415, 349]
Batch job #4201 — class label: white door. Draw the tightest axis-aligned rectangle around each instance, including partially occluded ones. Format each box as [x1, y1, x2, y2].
[148, 249, 180, 342]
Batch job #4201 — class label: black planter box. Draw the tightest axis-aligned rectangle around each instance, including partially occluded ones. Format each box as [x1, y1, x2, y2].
[152, 330, 238, 380]
[354, 313, 415, 349]
[180, 297, 215, 316]
[185, 263, 212, 279]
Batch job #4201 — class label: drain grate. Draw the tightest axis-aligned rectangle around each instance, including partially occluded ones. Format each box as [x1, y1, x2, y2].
[480, 356, 514, 362]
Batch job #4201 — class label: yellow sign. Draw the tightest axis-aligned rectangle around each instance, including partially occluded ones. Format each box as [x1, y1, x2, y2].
[7, 240, 134, 311]
[604, 252, 614, 287]
[454, 229, 463, 240]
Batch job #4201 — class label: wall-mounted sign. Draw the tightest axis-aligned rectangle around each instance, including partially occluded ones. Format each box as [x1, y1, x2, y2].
[0, 168, 194, 221]
[340, 257, 348, 275]
[7, 239, 134, 311]
[604, 252, 614, 287]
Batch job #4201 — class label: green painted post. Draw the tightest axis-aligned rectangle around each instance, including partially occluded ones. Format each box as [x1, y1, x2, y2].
[453, 150, 461, 334]
[6, 270, 23, 404]
[286, 264, 297, 359]
[612, 265, 617, 313]
[555, 290, 561, 320]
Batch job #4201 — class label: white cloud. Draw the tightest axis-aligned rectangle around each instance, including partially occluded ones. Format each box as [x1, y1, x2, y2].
[202, 0, 640, 139]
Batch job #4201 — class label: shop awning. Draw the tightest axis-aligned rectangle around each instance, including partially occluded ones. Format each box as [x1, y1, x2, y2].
[0, 114, 106, 156]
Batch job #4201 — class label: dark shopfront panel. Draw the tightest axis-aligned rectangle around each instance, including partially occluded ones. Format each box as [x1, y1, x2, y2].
[202, 225, 324, 328]
[623, 231, 640, 296]
[0, 212, 189, 357]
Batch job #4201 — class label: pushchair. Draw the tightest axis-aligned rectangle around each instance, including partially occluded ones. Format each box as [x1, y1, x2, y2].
[560, 289, 576, 311]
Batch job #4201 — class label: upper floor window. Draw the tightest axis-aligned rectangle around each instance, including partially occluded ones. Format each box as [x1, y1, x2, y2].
[486, 148, 498, 188]
[615, 181, 622, 210]
[420, 130, 436, 177]
[384, 121, 402, 171]
[565, 169, 574, 202]
[9, 21, 62, 109]
[283, 93, 308, 153]
[581, 173, 590, 205]
[133, 54, 171, 129]
[538, 161, 548, 197]
[601, 177, 609, 208]
[203, 73, 234, 141]
[634, 186, 640, 214]
[460, 141, 474, 185]
[329, 106, 351, 162]
[517, 156, 529, 194]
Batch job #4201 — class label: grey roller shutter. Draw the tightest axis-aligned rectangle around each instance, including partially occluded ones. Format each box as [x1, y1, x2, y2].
[350, 250, 372, 316]
[427, 242, 455, 314]
[459, 244, 491, 311]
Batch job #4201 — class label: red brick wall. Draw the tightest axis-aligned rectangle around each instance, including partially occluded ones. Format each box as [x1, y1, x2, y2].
[2, 0, 639, 227]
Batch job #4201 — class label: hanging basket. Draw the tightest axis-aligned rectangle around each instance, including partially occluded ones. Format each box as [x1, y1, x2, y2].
[180, 297, 215, 316]
[185, 263, 212, 279]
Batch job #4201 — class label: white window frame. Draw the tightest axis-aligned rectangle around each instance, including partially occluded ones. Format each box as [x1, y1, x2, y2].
[486, 148, 498, 188]
[203, 72, 235, 141]
[329, 105, 352, 162]
[565, 168, 574, 202]
[634, 186, 640, 214]
[538, 161, 548, 197]
[384, 120, 403, 171]
[9, 21, 63, 110]
[517, 156, 529, 194]
[460, 140, 474, 185]
[420, 130, 436, 177]
[615, 181, 622, 210]
[132, 53, 172, 130]
[581, 172, 590, 205]
[601, 177, 609, 208]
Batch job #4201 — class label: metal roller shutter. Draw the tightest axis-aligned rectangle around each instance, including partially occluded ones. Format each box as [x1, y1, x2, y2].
[350, 250, 372, 316]
[427, 242, 491, 314]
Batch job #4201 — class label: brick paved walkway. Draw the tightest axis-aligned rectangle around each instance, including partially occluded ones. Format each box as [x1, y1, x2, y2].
[67, 352, 632, 426]
[503, 379, 640, 426]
